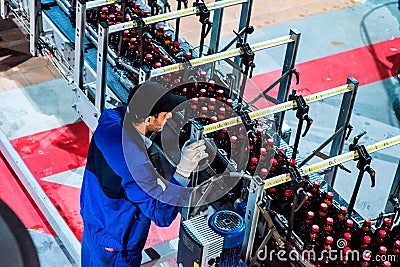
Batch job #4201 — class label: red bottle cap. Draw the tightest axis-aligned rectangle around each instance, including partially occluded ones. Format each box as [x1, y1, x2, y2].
[230, 136, 238, 143]
[218, 107, 226, 114]
[145, 54, 153, 60]
[396, 240, 400, 248]
[364, 218, 372, 226]
[201, 107, 208, 113]
[134, 2, 141, 8]
[154, 62, 161, 68]
[326, 217, 334, 225]
[165, 33, 172, 39]
[250, 157, 258, 165]
[101, 7, 108, 12]
[221, 128, 227, 133]
[199, 89, 207, 96]
[311, 225, 319, 233]
[346, 219, 354, 227]
[313, 181, 320, 188]
[364, 252, 371, 260]
[217, 89, 224, 96]
[340, 206, 347, 214]
[191, 98, 199, 104]
[208, 80, 215, 86]
[200, 71, 207, 78]
[343, 247, 351, 255]
[267, 138, 274, 145]
[284, 190, 292, 197]
[173, 41, 180, 47]
[130, 37, 137, 42]
[326, 192, 334, 199]
[344, 232, 351, 241]
[181, 88, 187, 95]
[290, 159, 296, 166]
[278, 148, 285, 155]
[379, 230, 387, 238]
[379, 246, 387, 254]
[124, 30, 130, 35]
[185, 52, 192, 59]
[210, 116, 217, 123]
[154, 47, 160, 53]
[320, 203, 328, 211]
[363, 236, 371, 244]
[226, 99, 233, 107]
[142, 9, 149, 16]
[260, 168, 268, 177]
[270, 158, 277, 166]
[157, 24, 164, 30]
[116, 7, 121, 13]
[162, 55, 169, 61]
[325, 236, 334, 245]
[173, 78, 180, 85]
[260, 148, 266, 155]
[209, 98, 216, 105]
[383, 261, 391, 267]
[384, 218, 392, 226]
[108, 14, 115, 19]
[256, 128, 263, 136]
[307, 211, 314, 219]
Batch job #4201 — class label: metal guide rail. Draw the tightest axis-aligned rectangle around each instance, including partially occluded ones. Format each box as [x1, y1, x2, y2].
[263, 135, 400, 189]
[202, 83, 351, 134]
[145, 34, 294, 78]
[108, 0, 248, 33]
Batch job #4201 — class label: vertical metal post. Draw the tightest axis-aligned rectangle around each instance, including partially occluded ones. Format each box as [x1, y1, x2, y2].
[233, 0, 252, 67]
[29, 0, 42, 56]
[1, 0, 6, 19]
[96, 22, 108, 112]
[208, 0, 223, 54]
[242, 176, 263, 262]
[74, 0, 86, 89]
[385, 161, 400, 213]
[274, 28, 301, 135]
[325, 77, 359, 186]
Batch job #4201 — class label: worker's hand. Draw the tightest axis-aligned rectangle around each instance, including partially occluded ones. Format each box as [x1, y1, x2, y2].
[176, 140, 208, 178]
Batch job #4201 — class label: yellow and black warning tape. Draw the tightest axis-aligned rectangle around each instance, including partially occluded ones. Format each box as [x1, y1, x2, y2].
[109, 0, 248, 33]
[263, 135, 400, 189]
[149, 35, 294, 77]
[203, 84, 352, 134]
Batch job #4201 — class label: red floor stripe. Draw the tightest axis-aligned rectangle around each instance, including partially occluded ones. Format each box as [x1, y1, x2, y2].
[0, 153, 54, 235]
[248, 37, 400, 108]
[11, 121, 90, 179]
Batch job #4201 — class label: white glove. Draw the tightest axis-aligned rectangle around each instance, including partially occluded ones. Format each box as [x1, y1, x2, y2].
[176, 140, 208, 178]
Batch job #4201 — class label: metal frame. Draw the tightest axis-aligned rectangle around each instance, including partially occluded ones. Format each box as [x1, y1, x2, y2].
[29, 0, 42, 56]
[96, 22, 108, 112]
[324, 77, 359, 186]
[1, 0, 6, 19]
[385, 160, 400, 213]
[74, 0, 86, 89]
[0, 129, 81, 265]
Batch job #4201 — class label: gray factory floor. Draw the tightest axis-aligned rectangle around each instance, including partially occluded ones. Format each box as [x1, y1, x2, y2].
[1, 0, 400, 266]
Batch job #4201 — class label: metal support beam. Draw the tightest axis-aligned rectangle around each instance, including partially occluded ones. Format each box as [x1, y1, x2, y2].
[1, 0, 7, 19]
[95, 22, 108, 112]
[385, 160, 400, 213]
[0, 129, 81, 265]
[325, 77, 359, 186]
[209, 0, 224, 54]
[74, 0, 86, 89]
[242, 176, 263, 263]
[274, 28, 301, 135]
[29, 0, 42, 56]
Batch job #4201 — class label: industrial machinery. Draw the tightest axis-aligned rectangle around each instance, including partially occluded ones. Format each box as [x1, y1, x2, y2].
[2, 0, 400, 267]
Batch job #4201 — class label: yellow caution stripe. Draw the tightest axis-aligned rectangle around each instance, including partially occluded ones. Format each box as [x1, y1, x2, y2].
[203, 83, 352, 134]
[264, 135, 400, 189]
[86, 0, 117, 9]
[109, 0, 248, 33]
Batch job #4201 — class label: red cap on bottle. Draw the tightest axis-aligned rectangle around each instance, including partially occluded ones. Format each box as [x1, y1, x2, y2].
[173, 41, 180, 47]
[364, 218, 372, 226]
[209, 98, 216, 105]
[290, 159, 296, 166]
[181, 88, 187, 95]
[101, 7, 108, 12]
[108, 14, 115, 19]
[210, 116, 217, 123]
[396, 240, 400, 248]
[379, 246, 387, 255]
[379, 230, 387, 238]
[218, 107, 226, 114]
[343, 247, 351, 255]
[344, 232, 351, 241]
[154, 47, 160, 53]
[191, 98, 199, 104]
[200, 71, 207, 78]
[142, 9, 149, 16]
[320, 203, 328, 211]
[130, 37, 137, 42]
[326, 217, 334, 225]
[267, 138, 274, 145]
[340, 206, 347, 214]
[199, 89, 206, 96]
[173, 78, 180, 85]
[226, 99, 233, 107]
[201, 107, 208, 114]
[221, 128, 227, 133]
[311, 225, 319, 233]
[250, 157, 258, 165]
[313, 181, 321, 188]
[260, 148, 266, 155]
[260, 168, 268, 177]
[346, 219, 354, 227]
[364, 252, 371, 260]
[325, 236, 334, 245]
[165, 33, 172, 39]
[270, 158, 277, 166]
[230, 136, 238, 143]
[383, 261, 391, 267]
[134, 2, 141, 8]
[208, 80, 215, 86]
[384, 218, 392, 226]
[307, 211, 314, 219]
[162, 55, 169, 61]
[124, 30, 130, 35]
[256, 128, 263, 136]
[157, 24, 164, 30]
[185, 52, 192, 59]
[326, 192, 334, 199]
[284, 189, 292, 197]
[363, 236, 371, 244]
[145, 54, 153, 60]
[154, 62, 161, 68]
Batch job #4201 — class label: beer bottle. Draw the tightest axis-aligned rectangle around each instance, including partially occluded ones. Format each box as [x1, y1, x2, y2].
[124, 38, 138, 61]
[391, 240, 400, 255]
[199, 107, 209, 125]
[247, 157, 258, 176]
[304, 225, 320, 262]
[155, 24, 165, 44]
[336, 247, 352, 267]
[161, 55, 172, 67]
[217, 107, 226, 121]
[317, 236, 334, 266]
[99, 6, 108, 23]
[207, 80, 216, 98]
[120, 30, 131, 56]
[343, 219, 355, 235]
[216, 89, 225, 102]
[322, 191, 335, 217]
[360, 235, 372, 252]
[259, 148, 267, 167]
[144, 54, 153, 69]
[316, 203, 329, 227]
[310, 181, 322, 210]
[207, 98, 217, 117]
[373, 230, 387, 254]
[153, 47, 162, 63]
[298, 211, 315, 239]
[164, 33, 173, 52]
[280, 189, 293, 218]
[381, 261, 391, 267]
[216, 128, 230, 151]
[133, 2, 141, 16]
[319, 217, 334, 244]
[189, 98, 199, 119]
[259, 168, 268, 180]
[171, 41, 181, 58]
[230, 135, 239, 159]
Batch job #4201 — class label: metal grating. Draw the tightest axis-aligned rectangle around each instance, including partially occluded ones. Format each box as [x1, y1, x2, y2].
[213, 212, 241, 231]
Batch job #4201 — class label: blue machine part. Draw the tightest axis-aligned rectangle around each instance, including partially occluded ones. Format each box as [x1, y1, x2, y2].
[208, 210, 246, 267]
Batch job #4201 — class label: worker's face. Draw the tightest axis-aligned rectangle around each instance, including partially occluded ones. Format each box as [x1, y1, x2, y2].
[147, 112, 172, 132]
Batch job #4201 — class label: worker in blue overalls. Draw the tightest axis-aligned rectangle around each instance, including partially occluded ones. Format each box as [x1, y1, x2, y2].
[80, 81, 208, 266]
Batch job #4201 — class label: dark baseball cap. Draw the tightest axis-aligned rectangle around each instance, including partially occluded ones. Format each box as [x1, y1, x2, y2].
[126, 81, 186, 119]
